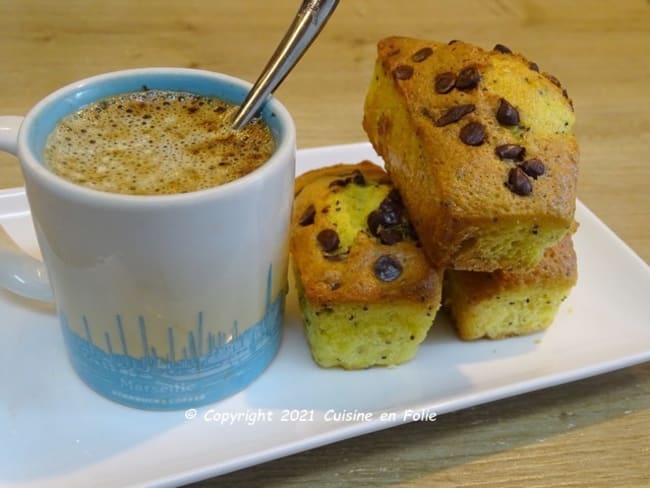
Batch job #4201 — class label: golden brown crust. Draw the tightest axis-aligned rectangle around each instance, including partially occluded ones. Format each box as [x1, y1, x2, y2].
[363, 37, 579, 271]
[447, 234, 577, 303]
[291, 161, 442, 307]
[374, 38, 578, 220]
[294, 161, 388, 196]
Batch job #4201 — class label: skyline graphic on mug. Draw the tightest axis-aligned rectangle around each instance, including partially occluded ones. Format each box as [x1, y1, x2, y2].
[58, 265, 284, 409]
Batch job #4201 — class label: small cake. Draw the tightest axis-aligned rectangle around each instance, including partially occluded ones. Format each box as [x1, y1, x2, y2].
[291, 161, 443, 369]
[363, 37, 579, 272]
[444, 235, 577, 340]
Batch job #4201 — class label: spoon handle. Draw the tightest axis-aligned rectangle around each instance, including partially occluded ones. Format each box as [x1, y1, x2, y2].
[231, 0, 339, 130]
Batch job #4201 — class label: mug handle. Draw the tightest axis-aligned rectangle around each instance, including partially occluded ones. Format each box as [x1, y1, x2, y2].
[0, 116, 54, 303]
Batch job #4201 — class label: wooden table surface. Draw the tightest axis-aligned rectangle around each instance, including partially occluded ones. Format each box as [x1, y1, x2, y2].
[1, 1, 649, 486]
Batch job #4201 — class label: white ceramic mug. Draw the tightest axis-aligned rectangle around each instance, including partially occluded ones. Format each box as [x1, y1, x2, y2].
[0, 68, 296, 410]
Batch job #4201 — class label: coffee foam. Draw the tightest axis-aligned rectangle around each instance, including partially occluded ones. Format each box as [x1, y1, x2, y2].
[43, 90, 275, 195]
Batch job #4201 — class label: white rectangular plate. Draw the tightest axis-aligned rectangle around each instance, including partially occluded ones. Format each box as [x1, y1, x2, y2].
[1, 142, 649, 488]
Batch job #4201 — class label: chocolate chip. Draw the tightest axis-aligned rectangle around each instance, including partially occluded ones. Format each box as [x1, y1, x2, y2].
[367, 210, 382, 236]
[298, 204, 316, 226]
[448, 39, 459, 45]
[435, 72, 456, 94]
[386, 188, 403, 204]
[435, 104, 475, 127]
[411, 47, 433, 63]
[506, 167, 532, 196]
[369, 190, 407, 239]
[317, 229, 340, 252]
[496, 98, 520, 126]
[352, 170, 366, 186]
[407, 222, 419, 240]
[328, 179, 347, 189]
[379, 227, 403, 245]
[529, 62, 540, 72]
[393, 65, 414, 80]
[494, 44, 512, 54]
[459, 122, 486, 146]
[379, 197, 403, 225]
[373, 255, 403, 282]
[519, 158, 545, 179]
[495, 144, 526, 161]
[455, 66, 481, 90]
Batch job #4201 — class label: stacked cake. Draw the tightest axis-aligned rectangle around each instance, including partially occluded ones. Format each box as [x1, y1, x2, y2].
[291, 37, 579, 368]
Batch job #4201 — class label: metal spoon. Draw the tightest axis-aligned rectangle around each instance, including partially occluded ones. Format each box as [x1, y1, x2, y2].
[231, 0, 339, 130]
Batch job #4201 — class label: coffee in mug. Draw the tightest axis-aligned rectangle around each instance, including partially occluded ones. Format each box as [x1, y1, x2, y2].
[43, 89, 275, 195]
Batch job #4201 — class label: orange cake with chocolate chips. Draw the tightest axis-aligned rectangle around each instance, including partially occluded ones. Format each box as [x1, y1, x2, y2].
[444, 234, 577, 340]
[291, 161, 443, 369]
[363, 37, 579, 272]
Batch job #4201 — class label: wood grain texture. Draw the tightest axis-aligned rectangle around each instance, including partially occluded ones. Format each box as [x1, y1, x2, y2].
[0, 1, 648, 486]
[204, 362, 650, 487]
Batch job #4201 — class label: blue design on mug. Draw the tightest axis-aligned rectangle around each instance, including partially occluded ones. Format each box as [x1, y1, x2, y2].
[59, 266, 284, 410]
